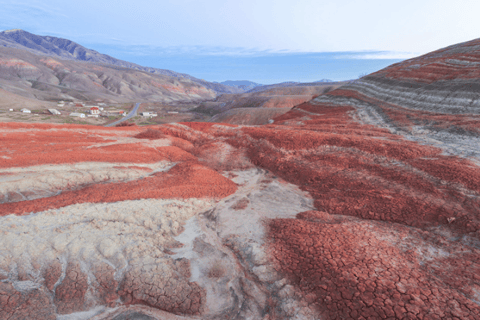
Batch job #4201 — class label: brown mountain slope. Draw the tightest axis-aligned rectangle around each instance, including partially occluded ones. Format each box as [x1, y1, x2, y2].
[0, 29, 240, 94]
[0, 47, 215, 103]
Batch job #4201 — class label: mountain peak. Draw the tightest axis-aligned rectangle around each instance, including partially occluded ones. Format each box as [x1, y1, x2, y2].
[2, 29, 25, 33]
[0, 29, 33, 36]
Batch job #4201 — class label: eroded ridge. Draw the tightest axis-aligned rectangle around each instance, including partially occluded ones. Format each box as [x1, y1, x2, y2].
[2, 38, 480, 318]
[130, 100, 479, 318]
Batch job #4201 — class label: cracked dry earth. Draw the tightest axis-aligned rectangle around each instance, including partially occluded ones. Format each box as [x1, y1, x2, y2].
[1, 38, 480, 320]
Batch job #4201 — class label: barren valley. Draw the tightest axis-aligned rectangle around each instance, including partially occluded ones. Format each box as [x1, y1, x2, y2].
[1, 32, 480, 320]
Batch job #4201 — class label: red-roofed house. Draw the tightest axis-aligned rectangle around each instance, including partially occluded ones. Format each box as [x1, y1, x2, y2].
[90, 107, 100, 115]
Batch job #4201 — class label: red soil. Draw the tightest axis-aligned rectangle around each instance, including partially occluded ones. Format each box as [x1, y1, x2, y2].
[73, 101, 479, 239]
[371, 39, 480, 82]
[1, 161, 237, 215]
[1, 140, 169, 168]
[179, 122, 216, 132]
[54, 262, 89, 314]
[267, 213, 480, 319]
[0, 122, 204, 167]
[249, 106, 479, 232]
[0, 282, 55, 319]
[2, 76, 479, 316]
[3, 100, 479, 232]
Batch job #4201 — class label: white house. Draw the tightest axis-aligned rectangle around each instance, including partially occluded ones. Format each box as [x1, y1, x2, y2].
[90, 107, 100, 114]
[21, 108, 31, 113]
[141, 112, 157, 117]
[70, 112, 85, 118]
[48, 109, 61, 115]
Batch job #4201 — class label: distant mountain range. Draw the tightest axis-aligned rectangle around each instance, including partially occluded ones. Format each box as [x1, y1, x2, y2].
[216, 80, 263, 91]
[245, 79, 337, 93]
[0, 29, 339, 103]
[0, 29, 241, 94]
[217, 79, 335, 93]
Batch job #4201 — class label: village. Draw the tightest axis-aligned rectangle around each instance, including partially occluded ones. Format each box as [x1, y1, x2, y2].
[0, 100, 211, 126]
[2, 101, 130, 125]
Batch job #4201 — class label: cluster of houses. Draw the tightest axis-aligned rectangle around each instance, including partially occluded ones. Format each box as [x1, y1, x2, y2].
[13, 101, 126, 119]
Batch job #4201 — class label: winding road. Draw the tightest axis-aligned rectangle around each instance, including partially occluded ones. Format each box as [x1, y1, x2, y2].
[105, 102, 140, 127]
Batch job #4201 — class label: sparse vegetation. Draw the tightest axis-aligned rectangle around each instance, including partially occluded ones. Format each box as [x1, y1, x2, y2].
[134, 129, 166, 140]
[115, 122, 136, 127]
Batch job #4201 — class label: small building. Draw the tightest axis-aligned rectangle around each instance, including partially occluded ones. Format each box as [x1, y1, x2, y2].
[167, 111, 179, 114]
[9, 109, 13, 112]
[141, 112, 157, 117]
[70, 112, 85, 118]
[108, 110, 126, 116]
[90, 107, 100, 114]
[21, 108, 31, 113]
[48, 109, 61, 115]
[75, 103, 84, 108]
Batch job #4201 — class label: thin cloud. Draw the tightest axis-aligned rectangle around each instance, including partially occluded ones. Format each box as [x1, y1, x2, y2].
[334, 51, 420, 60]
[87, 44, 285, 57]
[0, 1, 69, 34]
[0, 1, 68, 19]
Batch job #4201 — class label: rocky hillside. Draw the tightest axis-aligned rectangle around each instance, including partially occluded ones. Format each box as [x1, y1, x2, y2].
[0, 29, 238, 94]
[193, 83, 342, 125]
[309, 37, 480, 159]
[1, 39, 480, 319]
[0, 47, 215, 103]
[246, 79, 336, 93]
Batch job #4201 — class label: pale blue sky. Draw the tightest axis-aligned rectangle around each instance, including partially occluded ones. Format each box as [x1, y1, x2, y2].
[1, 0, 479, 83]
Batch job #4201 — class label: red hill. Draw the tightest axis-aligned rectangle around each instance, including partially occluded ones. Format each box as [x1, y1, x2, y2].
[1, 39, 480, 319]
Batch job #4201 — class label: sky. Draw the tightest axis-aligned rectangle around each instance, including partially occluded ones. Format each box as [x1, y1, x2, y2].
[1, 0, 479, 84]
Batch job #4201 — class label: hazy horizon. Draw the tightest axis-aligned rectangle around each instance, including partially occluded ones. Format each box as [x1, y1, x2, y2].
[88, 42, 406, 84]
[1, 0, 478, 83]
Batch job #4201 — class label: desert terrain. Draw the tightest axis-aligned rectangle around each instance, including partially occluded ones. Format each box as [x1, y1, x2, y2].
[1, 36, 480, 320]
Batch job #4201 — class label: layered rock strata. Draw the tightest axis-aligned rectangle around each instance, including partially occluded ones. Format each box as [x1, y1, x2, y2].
[2, 37, 480, 319]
